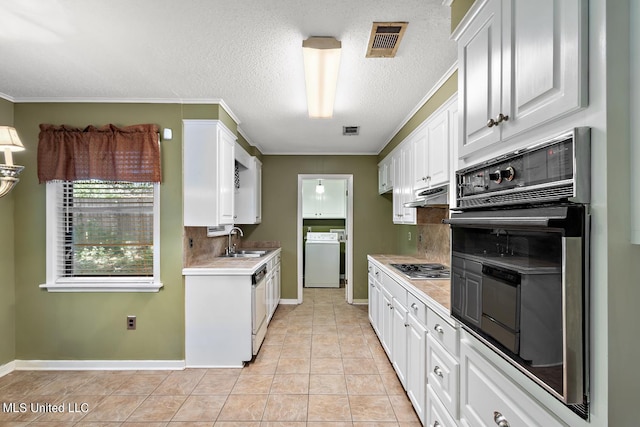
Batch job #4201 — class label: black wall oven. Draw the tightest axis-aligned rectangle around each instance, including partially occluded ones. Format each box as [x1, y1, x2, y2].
[445, 128, 590, 418]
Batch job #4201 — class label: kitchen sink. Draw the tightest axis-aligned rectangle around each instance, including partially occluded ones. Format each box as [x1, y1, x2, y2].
[219, 249, 269, 258]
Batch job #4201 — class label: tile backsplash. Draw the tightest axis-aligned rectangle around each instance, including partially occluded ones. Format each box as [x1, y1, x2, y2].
[416, 207, 450, 266]
[183, 226, 280, 267]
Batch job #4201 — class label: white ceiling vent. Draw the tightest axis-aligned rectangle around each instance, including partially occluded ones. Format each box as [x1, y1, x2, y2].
[366, 22, 408, 58]
[343, 126, 360, 136]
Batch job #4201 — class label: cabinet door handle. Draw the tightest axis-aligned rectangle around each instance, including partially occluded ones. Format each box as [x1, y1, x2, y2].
[411, 303, 418, 311]
[487, 118, 497, 128]
[433, 422, 441, 427]
[404, 323, 409, 327]
[433, 366, 444, 378]
[496, 113, 509, 124]
[434, 324, 444, 334]
[494, 411, 510, 427]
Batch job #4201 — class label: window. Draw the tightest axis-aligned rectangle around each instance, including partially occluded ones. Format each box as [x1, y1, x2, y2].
[41, 180, 162, 292]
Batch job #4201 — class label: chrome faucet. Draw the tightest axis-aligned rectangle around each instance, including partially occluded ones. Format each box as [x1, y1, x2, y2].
[227, 227, 244, 254]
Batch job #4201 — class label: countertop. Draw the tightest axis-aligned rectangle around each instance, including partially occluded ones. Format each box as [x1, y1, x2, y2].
[368, 254, 452, 321]
[182, 248, 281, 276]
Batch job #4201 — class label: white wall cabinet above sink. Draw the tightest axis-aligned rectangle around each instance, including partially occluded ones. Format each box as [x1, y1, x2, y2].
[234, 145, 262, 225]
[183, 120, 236, 227]
[453, 0, 588, 164]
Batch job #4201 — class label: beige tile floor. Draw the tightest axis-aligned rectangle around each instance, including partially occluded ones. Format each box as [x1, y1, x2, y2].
[0, 288, 421, 426]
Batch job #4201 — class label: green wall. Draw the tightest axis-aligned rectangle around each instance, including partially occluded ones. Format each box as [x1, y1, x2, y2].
[0, 98, 16, 366]
[13, 103, 185, 360]
[450, 0, 476, 33]
[242, 155, 396, 301]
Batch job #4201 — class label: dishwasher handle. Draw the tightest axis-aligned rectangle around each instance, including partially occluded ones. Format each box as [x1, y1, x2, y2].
[252, 264, 268, 285]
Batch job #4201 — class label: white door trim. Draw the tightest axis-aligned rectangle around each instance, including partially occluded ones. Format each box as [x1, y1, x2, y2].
[297, 174, 354, 304]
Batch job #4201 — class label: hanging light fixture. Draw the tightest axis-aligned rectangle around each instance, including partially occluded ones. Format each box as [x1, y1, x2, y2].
[0, 126, 25, 198]
[315, 179, 325, 194]
[302, 36, 342, 118]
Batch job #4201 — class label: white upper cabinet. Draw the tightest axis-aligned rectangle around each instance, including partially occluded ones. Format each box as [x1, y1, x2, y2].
[183, 120, 236, 227]
[378, 155, 394, 194]
[392, 142, 416, 224]
[302, 179, 346, 219]
[413, 95, 457, 191]
[234, 151, 262, 225]
[454, 0, 588, 162]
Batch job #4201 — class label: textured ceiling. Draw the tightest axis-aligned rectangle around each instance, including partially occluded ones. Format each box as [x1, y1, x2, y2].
[0, 0, 457, 154]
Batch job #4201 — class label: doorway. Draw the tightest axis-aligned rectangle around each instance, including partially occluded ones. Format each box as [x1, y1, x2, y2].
[297, 174, 354, 304]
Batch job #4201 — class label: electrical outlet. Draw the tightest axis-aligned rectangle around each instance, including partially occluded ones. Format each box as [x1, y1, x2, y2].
[127, 316, 136, 330]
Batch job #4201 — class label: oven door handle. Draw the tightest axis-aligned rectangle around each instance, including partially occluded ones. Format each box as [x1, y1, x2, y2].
[443, 217, 553, 227]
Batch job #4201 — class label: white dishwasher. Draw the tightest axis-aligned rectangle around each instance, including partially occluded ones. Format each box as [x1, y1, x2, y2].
[252, 264, 268, 355]
[304, 232, 340, 288]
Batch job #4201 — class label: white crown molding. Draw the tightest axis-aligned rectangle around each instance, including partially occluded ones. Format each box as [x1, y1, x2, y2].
[6, 96, 242, 127]
[0, 92, 16, 102]
[237, 126, 265, 154]
[259, 151, 379, 156]
[378, 61, 458, 155]
[14, 359, 185, 371]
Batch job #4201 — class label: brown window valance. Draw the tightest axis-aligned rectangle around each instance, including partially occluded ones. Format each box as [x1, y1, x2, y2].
[37, 123, 162, 183]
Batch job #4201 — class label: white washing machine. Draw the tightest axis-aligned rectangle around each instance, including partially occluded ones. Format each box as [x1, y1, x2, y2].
[304, 232, 340, 288]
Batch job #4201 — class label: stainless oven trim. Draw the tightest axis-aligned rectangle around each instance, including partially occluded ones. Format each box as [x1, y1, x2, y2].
[447, 220, 588, 405]
[563, 236, 585, 404]
[455, 127, 591, 209]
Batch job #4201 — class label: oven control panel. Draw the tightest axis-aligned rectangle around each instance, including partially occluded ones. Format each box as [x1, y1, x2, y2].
[455, 128, 590, 209]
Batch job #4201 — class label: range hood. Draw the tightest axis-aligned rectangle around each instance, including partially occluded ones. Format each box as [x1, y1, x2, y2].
[403, 183, 449, 207]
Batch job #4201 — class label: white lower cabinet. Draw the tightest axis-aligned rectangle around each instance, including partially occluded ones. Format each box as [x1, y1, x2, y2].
[391, 296, 409, 388]
[380, 285, 394, 357]
[266, 252, 281, 322]
[427, 384, 458, 427]
[426, 334, 459, 419]
[369, 257, 572, 427]
[368, 264, 381, 335]
[407, 311, 427, 424]
[459, 337, 565, 427]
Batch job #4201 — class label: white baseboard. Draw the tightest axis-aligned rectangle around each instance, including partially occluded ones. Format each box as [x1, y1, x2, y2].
[0, 360, 16, 378]
[14, 360, 185, 371]
[278, 299, 300, 305]
[352, 299, 368, 305]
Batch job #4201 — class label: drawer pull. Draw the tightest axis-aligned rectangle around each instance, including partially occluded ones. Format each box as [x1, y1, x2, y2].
[494, 411, 510, 427]
[411, 302, 418, 311]
[433, 366, 444, 378]
[434, 324, 444, 334]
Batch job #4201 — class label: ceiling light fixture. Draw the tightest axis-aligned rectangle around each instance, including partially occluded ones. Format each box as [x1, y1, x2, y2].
[302, 36, 342, 118]
[0, 126, 25, 198]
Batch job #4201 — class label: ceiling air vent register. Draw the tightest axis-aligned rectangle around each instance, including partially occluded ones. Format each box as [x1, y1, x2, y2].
[366, 22, 408, 58]
[343, 126, 360, 136]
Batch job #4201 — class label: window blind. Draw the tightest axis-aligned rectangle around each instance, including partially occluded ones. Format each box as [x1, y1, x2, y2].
[58, 181, 155, 277]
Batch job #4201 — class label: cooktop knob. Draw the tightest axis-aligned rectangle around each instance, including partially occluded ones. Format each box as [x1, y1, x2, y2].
[503, 166, 516, 181]
[489, 170, 502, 183]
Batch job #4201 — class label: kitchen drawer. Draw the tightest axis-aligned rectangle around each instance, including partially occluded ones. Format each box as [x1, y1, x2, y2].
[382, 271, 407, 306]
[427, 308, 459, 356]
[427, 384, 458, 427]
[459, 338, 564, 427]
[427, 334, 460, 419]
[368, 261, 378, 279]
[407, 292, 427, 325]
